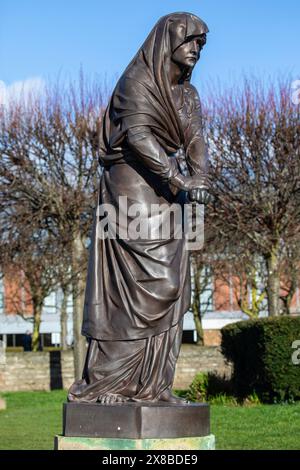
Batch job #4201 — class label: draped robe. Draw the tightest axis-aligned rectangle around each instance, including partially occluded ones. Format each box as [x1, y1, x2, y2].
[68, 12, 209, 403]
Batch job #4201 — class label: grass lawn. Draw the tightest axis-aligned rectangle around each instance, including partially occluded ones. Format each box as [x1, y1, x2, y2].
[0, 391, 299, 450]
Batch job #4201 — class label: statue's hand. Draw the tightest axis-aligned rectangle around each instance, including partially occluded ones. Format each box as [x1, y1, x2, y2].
[169, 173, 211, 204]
[188, 186, 211, 205]
[169, 173, 204, 192]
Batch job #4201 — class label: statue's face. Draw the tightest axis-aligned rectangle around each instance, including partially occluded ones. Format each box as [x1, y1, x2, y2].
[171, 37, 203, 69]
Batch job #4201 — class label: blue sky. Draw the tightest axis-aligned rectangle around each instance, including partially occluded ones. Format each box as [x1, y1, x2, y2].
[0, 0, 299, 95]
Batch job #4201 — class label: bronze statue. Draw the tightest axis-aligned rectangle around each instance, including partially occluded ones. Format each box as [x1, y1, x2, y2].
[68, 12, 209, 405]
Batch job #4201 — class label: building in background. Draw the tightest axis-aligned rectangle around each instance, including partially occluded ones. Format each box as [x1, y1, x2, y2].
[0, 275, 73, 350]
[1, 269, 299, 349]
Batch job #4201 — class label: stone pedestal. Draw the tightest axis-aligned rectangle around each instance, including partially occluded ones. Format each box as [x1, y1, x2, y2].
[55, 402, 215, 450]
[54, 434, 215, 450]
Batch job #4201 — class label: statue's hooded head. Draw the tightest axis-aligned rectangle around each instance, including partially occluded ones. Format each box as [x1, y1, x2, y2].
[100, 13, 209, 157]
[128, 12, 209, 84]
[168, 12, 208, 53]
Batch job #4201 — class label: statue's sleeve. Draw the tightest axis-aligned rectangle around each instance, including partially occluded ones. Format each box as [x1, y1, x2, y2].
[127, 126, 179, 182]
[184, 84, 208, 181]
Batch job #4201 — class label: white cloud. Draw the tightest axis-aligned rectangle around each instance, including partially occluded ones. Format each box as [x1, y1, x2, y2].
[0, 77, 45, 106]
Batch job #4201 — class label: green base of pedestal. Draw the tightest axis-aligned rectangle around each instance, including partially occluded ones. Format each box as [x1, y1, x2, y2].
[54, 434, 215, 450]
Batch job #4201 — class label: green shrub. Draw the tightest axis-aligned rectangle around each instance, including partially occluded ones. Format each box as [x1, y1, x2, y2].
[186, 372, 209, 402]
[221, 316, 300, 403]
[185, 371, 233, 403]
[208, 394, 238, 406]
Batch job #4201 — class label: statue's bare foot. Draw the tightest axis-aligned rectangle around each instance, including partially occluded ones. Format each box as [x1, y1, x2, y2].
[97, 393, 128, 405]
[158, 390, 189, 404]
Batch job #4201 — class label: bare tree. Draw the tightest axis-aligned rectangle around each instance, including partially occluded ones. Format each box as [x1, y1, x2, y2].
[0, 73, 107, 375]
[0, 208, 60, 350]
[205, 77, 300, 316]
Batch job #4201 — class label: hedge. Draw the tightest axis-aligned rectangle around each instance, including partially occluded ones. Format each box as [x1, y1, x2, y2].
[221, 316, 300, 403]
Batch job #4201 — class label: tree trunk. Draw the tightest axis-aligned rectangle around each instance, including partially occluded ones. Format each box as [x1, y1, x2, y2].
[191, 257, 204, 346]
[60, 287, 69, 351]
[192, 303, 204, 345]
[237, 269, 266, 319]
[32, 303, 43, 351]
[280, 270, 297, 315]
[266, 244, 280, 317]
[72, 234, 87, 380]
